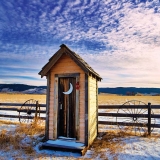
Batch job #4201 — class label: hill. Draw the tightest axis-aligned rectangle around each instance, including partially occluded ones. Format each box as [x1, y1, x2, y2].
[0, 84, 47, 94]
[0, 84, 160, 95]
[98, 87, 160, 95]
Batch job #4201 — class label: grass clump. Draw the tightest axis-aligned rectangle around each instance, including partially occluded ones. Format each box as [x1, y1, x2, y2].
[0, 120, 19, 125]
[15, 119, 45, 136]
[0, 129, 22, 150]
[90, 131, 125, 159]
[0, 119, 45, 156]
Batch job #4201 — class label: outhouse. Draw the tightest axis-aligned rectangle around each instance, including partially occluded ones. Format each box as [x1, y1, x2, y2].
[39, 44, 102, 154]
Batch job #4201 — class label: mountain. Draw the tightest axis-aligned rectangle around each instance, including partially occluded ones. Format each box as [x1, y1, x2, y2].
[98, 87, 160, 95]
[0, 84, 160, 95]
[0, 84, 47, 94]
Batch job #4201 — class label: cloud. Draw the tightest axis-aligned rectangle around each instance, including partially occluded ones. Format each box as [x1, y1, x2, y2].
[0, 65, 46, 86]
[0, 0, 160, 87]
[0, 78, 46, 86]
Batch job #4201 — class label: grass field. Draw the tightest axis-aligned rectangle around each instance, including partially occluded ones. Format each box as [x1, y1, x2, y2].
[98, 94, 160, 105]
[0, 93, 160, 105]
[0, 93, 46, 104]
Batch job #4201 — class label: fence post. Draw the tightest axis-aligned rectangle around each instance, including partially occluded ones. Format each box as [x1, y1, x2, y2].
[35, 101, 38, 119]
[148, 102, 151, 136]
[38, 101, 41, 117]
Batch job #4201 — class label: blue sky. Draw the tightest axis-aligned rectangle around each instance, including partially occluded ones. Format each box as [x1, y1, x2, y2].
[0, 0, 160, 87]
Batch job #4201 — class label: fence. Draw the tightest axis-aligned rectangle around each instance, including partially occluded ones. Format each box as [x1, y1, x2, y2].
[0, 100, 160, 135]
[0, 101, 46, 122]
[98, 102, 160, 135]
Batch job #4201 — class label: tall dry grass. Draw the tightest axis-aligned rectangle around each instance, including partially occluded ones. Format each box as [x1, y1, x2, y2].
[15, 119, 45, 136]
[0, 129, 22, 150]
[0, 119, 45, 155]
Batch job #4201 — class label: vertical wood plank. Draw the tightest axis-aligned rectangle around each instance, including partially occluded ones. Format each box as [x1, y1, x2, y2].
[85, 73, 88, 146]
[45, 73, 50, 140]
[96, 80, 98, 135]
[76, 76, 80, 140]
[88, 76, 98, 145]
[53, 76, 58, 139]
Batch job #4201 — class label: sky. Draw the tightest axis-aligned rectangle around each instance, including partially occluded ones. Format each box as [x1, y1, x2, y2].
[0, 0, 160, 88]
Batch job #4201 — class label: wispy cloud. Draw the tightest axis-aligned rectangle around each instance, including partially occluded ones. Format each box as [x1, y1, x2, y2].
[0, 0, 159, 87]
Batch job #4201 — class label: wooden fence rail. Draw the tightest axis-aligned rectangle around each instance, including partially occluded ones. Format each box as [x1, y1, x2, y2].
[98, 105, 160, 109]
[0, 102, 46, 121]
[98, 103, 160, 135]
[0, 103, 46, 107]
[0, 101, 160, 135]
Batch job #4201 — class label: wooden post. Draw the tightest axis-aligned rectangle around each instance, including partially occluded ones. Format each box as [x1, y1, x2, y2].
[148, 102, 151, 136]
[35, 101, 38, 119]
[38, 101, 41, 117]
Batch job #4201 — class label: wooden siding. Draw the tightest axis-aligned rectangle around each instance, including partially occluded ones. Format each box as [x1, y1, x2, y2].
[88, 76, 97, 145]
[45, 73, 50, 140]
[48, 53, 85, 143]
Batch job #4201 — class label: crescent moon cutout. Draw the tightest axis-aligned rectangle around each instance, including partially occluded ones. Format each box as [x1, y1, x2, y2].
[63, 83, 73, 95]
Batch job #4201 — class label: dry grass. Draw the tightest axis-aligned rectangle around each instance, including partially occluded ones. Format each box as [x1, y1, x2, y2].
[0, 119, 45, 156]
[0, 129, 22, 150]
[0, 93, 46, 103]
[15, 119, 45, 136]
[90, 130, 126, 159]
[98, 94, 160, 105]
[98, 94, 160, 114]
[90, 130, 155, 160]
[0, 93, 159, 105]
[0, 120, 19, 125]
[0, 94, 46, 156]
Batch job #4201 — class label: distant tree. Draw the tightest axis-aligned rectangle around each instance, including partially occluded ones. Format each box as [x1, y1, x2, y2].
[132, 92, 135, 96]
[126, 91, 135, 96]
[126, 92, 131, 96]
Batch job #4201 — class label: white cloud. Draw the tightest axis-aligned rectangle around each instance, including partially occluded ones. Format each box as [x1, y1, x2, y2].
[51, 6, 61, 16]
[0, 78, 46, 86]
[1, 0, 160, 87]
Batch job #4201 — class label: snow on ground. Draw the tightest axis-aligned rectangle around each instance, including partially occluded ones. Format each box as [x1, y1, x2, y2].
[0, 119, 160, 159]
[0, 100, 160, 159]
[118, 136, 160, 160]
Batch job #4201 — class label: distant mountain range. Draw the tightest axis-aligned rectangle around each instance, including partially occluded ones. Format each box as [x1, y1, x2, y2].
[0, 84, 47, 94]
[98, 87, 160, 96]
[0, 84, 160, 95]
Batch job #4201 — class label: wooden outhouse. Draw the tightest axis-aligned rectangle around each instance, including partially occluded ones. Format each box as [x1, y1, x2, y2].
[39, 44, 102, 153]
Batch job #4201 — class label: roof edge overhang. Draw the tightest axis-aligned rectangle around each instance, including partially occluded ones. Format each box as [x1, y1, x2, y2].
[62, 45, 102, 81]
[39, 44, 102, 81]
[38, 48, 64, 77]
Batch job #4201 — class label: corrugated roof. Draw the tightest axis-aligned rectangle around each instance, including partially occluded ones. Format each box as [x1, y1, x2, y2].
[39, 44, 102, 81]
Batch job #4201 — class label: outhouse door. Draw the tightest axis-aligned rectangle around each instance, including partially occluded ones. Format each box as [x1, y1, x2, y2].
[57, 76, 78, 139]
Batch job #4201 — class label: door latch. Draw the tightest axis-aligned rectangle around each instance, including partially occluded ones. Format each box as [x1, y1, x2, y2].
[60, 104, 62, 109]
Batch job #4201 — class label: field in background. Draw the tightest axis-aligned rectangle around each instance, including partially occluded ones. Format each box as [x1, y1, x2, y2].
[98, 94, 160, 105]
[0, 93, 160, 105]
[0, 93, 46, 104]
